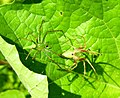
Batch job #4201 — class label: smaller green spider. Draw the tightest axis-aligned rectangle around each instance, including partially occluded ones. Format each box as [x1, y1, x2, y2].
[61, 35, 100, 75]
[21, 20, 66, 61]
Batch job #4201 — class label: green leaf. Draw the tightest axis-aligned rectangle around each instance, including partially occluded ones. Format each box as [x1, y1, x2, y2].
[0, 0, 120, 98]
[0, 36, 48, 98]
[0, 90, 25, 98]
[0, 0, 14, 6]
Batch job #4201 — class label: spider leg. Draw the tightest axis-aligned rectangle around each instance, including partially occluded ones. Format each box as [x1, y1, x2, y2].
[85, 58, 96, 74]
[38, 20, 45, 43]
[25, 49, 33, 60]
[44, 51, 63, 69]
[70, 35, 86, 49]
[83, 61, 86, 75]
[42, 29, 67, 43]
[32, 51, 38, 60]
[39, 20, 45, 32]
[24, 20, 44, 44]
[18, 31, 35, 44]
[70, 60, 78, 70]
[80, 35, 86, 49]
[76, 35, 86, 49]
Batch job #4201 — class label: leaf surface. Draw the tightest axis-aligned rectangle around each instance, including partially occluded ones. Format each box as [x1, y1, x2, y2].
[0, 0, 120, 98]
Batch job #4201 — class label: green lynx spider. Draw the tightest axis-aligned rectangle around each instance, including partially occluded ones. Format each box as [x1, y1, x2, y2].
[22, 20, 65, 61]
[61, 35, 100, 75]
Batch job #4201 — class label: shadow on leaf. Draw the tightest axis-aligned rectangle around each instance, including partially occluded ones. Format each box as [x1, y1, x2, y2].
[23, 0, 43, 4]
[0, 73, 8, 91]
[18, 50, 47, 75]
[96, 61, 120, 87]
[48, 78, 81, 98]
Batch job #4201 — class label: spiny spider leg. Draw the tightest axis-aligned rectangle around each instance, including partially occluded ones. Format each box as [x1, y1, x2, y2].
[43, 50, 63, 69]
[22, 36, 38, 60]
[73, 35, 86, 49]
[39, 20, 45, 31]
[19, 34, 37, 60]
[83, 61, 86, 75]
[42, 29, 67, 44]
[85, 58, 96, 74]
[69, 57, 88, 75]
[25, 49, 33, 60]
[38, 20, 45, 43]
[32, 51, 38, 60]
[70, 61, 77, 70]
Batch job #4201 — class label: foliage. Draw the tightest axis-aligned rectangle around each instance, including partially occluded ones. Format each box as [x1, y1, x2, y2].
[0, 90, 25, 98]
[0, 0, 120, 98]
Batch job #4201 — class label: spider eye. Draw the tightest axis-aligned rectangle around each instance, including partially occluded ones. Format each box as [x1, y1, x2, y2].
[71, 53, 74, 55]
[46, 45, 48, 48]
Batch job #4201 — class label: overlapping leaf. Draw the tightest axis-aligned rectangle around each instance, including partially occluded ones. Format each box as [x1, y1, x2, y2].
[0, 36, 48, 98]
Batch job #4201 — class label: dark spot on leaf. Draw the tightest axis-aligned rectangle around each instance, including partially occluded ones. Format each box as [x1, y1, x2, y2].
[60, 11, 63, 16]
